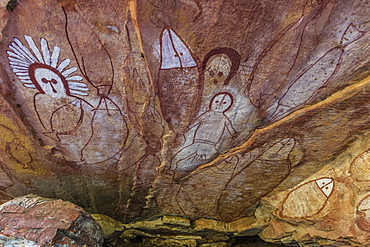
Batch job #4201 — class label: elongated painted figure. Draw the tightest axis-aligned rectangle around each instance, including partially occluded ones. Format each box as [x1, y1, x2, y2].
[268, 23, 365, 121]
[157, 28, 200, 134]
[280, 177, 334, 218]
[357, 194, 370, 232]
[349, 148, 370, 181]
[81, 86, 128, 164]
[217, 138, 295, 222]
[63, 8, 129, 164]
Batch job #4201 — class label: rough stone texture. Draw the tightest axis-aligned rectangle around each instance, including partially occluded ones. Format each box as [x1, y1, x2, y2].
[119, 215, 275, 246]
[0, 195, 104, 246]
[256, 128, 370, 246]
[0, 234, 41, 247]
[2, 0, 370, 245]
[91, 213, 125, 246]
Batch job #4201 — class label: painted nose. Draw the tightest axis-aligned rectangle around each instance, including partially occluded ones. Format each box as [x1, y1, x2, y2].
[42, 78, 58, 93]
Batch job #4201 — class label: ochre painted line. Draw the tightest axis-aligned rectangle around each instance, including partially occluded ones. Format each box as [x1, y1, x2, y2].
[192, 75, 370, 175]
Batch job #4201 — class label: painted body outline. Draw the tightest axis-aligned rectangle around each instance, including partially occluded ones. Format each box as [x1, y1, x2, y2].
[170, 92, 238, 180]
[62, 6, 129, 164]
[155, 23, 201, 133]
[7, 35, 93, 142]
[279, 177, 334, 219]
[215, 137, 296, 221]
[349, 146, 370, 182]
[268, 22, 365, 121]
[245, 0, 336, 109]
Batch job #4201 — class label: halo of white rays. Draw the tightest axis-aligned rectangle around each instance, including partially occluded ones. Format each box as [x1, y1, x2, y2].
[7, 35, 89, 96]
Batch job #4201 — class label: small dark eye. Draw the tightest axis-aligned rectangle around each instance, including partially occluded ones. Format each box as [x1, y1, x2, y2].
[218, 72, 223, 77]
[209, 71, 215, 77]
[223, 102, 226, 104]
[180, 52, 183, 56]
[215, 101, 219, 103]
[42, 78, 48, 83]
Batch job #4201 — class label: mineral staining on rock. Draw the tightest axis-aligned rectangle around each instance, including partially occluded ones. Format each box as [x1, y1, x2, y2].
[0, 195, 104, 246]
[2, 0, 370, 245]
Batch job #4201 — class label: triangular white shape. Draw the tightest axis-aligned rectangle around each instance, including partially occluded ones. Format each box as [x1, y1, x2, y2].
[321, 181, 333, 197]
[316, 178, 332, 188]
[160, 29, 197, 69]
[169, 29, 197, 68]
[316, 178, 334, 197]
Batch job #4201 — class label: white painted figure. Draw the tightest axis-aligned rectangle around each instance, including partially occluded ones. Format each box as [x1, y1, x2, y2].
[7, 36, 91, 141]
[268, 23, 365, 121]
[8, 35, 88, 96]
[170, 92, 238, 180]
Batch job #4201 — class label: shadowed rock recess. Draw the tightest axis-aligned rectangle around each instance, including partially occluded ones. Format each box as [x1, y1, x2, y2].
[1, 0, 370, 245]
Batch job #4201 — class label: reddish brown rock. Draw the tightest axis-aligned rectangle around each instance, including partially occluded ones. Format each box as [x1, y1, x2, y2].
[0, 195, 103, 246]
[2, 0, 370, 245]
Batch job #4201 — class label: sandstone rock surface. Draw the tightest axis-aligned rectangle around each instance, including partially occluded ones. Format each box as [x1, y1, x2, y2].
[1, 0, 370, 245]
[0, 195, 103, 246]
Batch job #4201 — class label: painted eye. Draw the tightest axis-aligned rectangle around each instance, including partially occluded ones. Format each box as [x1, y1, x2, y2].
[209, 71, 215, 77]
[218, 72, 223, 77]
[223, 102, 227, 104]
[51, 79, 58, 84]
[215, 101, 219, 103]
[42, 78, 48, 84]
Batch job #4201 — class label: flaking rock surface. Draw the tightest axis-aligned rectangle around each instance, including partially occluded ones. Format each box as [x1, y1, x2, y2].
[1, 0, 370, 245]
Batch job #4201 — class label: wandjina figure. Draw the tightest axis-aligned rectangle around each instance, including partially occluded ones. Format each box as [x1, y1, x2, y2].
[7, 35, 91, 142]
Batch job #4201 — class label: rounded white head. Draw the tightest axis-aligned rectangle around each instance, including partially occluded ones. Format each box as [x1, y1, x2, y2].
[210, 92, 233, 112]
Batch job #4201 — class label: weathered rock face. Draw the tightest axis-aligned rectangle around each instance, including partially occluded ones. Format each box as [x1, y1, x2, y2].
[2, 0, 370, 245]
[0, 194, 104, 246]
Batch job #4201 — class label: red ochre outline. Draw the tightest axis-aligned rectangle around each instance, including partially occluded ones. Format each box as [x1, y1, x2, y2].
[28, 63, 71, 96]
